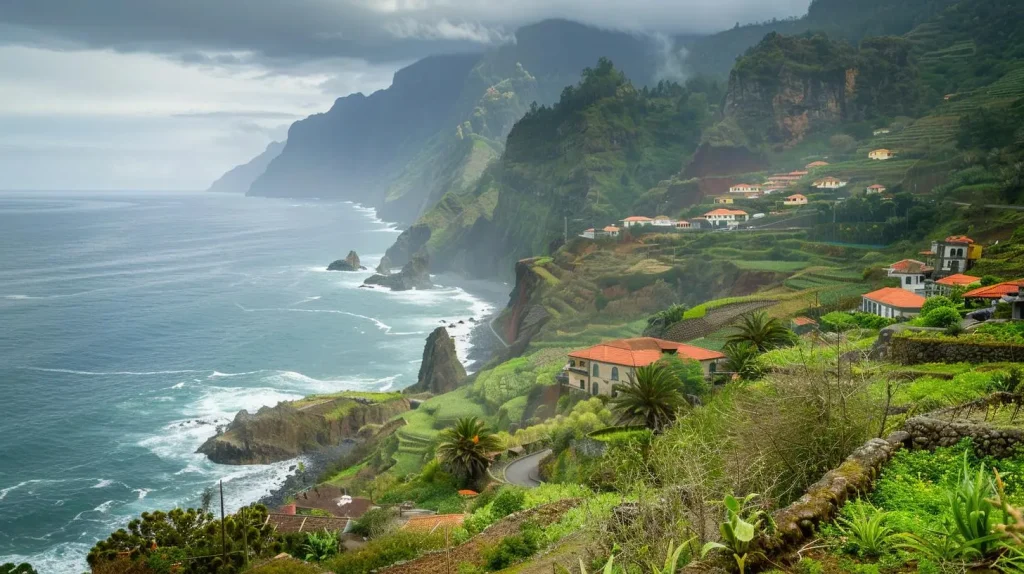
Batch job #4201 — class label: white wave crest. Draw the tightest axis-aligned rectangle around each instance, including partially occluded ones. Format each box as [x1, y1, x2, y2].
[91, 479, 113, 489]
[19, 367, 205, 376]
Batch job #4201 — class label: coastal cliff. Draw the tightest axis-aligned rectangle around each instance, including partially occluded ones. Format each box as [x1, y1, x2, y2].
[197, 393, 410, 464]
[403, 327, 466, 394]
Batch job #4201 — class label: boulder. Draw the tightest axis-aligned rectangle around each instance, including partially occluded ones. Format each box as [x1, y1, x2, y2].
[403, 327, 466, 394]
[363, 253, 433, 291]
[327, 250, 366, 271]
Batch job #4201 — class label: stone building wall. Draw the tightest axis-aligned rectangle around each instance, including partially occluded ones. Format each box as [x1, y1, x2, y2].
[889, 335, 1024, 364]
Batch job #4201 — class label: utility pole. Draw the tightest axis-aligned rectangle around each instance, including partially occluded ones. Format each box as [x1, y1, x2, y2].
[219, 481, 227, 568]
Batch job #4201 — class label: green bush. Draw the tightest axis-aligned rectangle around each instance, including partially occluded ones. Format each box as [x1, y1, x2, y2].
[920, 296, 956, 317]
[325, 531, 444, 574]
[349, 507, 399, 538]
[484, 522, 542, 570]
[922, 306, 962, 328]
[820, 311, 896, 332]
[0, 566, 37, 574]
[491, 487, 526, 518]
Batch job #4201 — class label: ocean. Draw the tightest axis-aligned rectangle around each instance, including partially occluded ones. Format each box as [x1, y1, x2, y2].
[0, 191, 505, 573]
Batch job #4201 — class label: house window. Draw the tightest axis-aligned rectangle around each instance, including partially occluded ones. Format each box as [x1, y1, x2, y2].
[905, 276, 911, 285]
[591, 382, 599, 396]
[568, 360, 574, 367]
[611, 367, 619, 381]
[579, 380, 585, 390]
[592, 364, 599, 377]
[709, 362, 716, 374]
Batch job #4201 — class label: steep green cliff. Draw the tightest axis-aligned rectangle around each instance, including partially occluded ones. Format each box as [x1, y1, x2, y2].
[387, 60, 713, 277]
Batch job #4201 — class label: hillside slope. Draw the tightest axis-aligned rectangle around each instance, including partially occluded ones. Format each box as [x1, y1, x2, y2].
[207, 141, 285, 194]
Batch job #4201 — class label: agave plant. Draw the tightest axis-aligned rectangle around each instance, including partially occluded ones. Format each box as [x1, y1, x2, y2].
[836, 501, 894, 556]
[949, 454, 1001, 557]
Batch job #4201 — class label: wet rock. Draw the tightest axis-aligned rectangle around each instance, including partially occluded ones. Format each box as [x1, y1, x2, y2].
[363, 253, 432, 291]
[402, 327, 467, 395]
[327, 250, 366, 271]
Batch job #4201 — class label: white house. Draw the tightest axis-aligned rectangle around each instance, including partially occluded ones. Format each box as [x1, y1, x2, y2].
[784, 194, 808, 206]
[860, 287, 925, 319]
[651, 215, 675, 227]
[729, 183, 761, 194]
[924, 235, 982, 277]
[873, 128, 891, 136]
[564, 338, 725, 396]
[869, 149, 895, 160]
[675, 220, 692, 229]
[580, 228, 596, 239]
[620, 216, 654, 228]
[812, 177, 847, 189]
[603, 225, 621, 237]
[887, 259, 932, 293]
[703, 208, 748, 228]
[866, 184, 887, 194]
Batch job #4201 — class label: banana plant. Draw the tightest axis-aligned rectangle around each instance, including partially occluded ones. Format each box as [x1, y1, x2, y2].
[701, 494, 772, 574]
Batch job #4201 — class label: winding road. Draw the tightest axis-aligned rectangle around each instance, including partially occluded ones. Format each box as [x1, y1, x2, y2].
[503, 449, 552, 488]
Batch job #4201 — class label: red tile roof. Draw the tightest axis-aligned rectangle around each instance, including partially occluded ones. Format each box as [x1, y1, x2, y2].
[791, 316, 817, 326]
[888, 259, 932, 274]
[862, 287, 926, 309]
[569, 337, 725, 367]
[786, 194, 806, 200]
[944, 235, 974, 244]
[603, 226, 620, 232]
[458, 489, 478, 497]
[963, 280, 1024, 299]
[401, 514, 466, 533]
[935, 273, 980, 287]
[806, 161, 829, 168]
[704, 208, 748, 216]
[622, 216, 653, 222]
[867, 184, 886, 190]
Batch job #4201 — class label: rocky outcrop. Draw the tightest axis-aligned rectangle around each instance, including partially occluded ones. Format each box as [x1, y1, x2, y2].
[375, 255, 393, 274]
[197, 395, 411, 464]
[363, 253, 433, 291]
[404, 328, 466, 395]
[327, 250, 365, 271]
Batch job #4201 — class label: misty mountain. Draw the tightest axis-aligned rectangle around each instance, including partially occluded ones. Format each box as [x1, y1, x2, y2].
[245, 20, 664, 222]
[207, 140, 285, 194]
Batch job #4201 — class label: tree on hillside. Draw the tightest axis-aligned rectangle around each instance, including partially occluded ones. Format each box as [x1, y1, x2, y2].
[611, 364, 687, 432]
[724, 342, 764, 380]
[726, 311, 796, 352]
[436, 417, 502, 484]
[656, 354, 710, 397]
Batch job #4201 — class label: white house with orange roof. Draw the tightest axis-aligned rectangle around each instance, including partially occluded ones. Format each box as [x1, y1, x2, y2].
[805, 161, 830, 169]
[887, 259, 932, 293]
[866, 184, 887, 194]
[783, 194, 808, 206]
[675, 220, 692, 229]
[729, 183, 761, 194]
[620, 216, 654, 228]
[603, 225, 621, 237]
[703, 208, 748, 228]
[812, 177, 847, 189]
[564, 337, 725, 396]
[861, 287, 926, 318]
[869, 149, 895, 160]
[651, 215, 675, 227]
[928, 273, 981, 297]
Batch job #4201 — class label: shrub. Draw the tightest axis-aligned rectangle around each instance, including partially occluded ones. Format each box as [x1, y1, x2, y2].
[491, 487, 526, 518]
[836, 501, 895, 556]
[484, 522, 542, 570]
[920, 296, 956, 317]
[325, 531, 444, 574]
[303, 529, 341, 562]
[922, 306, 962, 328]
[349, 507, 399, 538]
[0, 566, 37, 574]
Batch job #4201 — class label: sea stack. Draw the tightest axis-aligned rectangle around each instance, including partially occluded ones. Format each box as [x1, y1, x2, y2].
[327, 250, 366, 271]
[363, 253, 433, 291]
[404, 327, 466, 395]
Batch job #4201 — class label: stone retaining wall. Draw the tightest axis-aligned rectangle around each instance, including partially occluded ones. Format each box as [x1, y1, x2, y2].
[889, 335, 1024, 364]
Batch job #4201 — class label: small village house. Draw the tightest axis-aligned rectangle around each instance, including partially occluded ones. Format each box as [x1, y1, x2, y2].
[887, 259, 932, 293]
[620, 216, 654, 228]
[651, 215, 675, 227]
[866, 184, 886, 194]
[790, 316, 818, 335]
[703, 208, 748, 228]
[922, 235, 982, 277]
[564, 337, 725, 397]
[714, 196, 735, 205]
[603, 225, 621, 237]
[869, 149, 895, 160]
[812, 177, 847, 189]
[963, 279, 1024, 304]
[805, 161, 830, 169]
[1004, 288, 1024, 320]
[783, 194, 808, 206]
[729, 183, 761, 194]
[674, 220, 692, 229]
[928, 273, 980, 297]
[861, 287, 926, 318]
[580, 228, 596, 239]
[873, 128, 891, 136]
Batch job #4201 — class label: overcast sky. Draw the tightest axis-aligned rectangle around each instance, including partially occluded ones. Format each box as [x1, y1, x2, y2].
[0, 0, 809, 191]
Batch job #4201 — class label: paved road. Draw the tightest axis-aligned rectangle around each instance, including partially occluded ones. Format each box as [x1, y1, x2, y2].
[952, 202, 1024, 211]
[503, 449, 552, 488]
[487, 316, 510, 349]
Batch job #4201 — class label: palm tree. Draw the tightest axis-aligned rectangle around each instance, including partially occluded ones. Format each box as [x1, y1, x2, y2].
[723, 342, 763, 380]
[436, 417, 502, 483]
[610, 364, 687, 432]
[726, 311, 795, 352]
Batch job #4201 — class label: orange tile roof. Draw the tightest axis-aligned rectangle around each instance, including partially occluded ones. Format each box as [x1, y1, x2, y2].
[867, 184, 886, 190]
[944, 235, 974, 244]
[704, 208, 748, 216]
[888, 259, 931, 274]
[963, 280, 1024, 299]
[935, 273, 980, 287]
[862, 287, 926, 309]
[786, 194, 806, 200]
[792, 316, 817, 326]
[457, 489, 478, 497]
[622, 216, 653, 222]
[603, 226, 620, 232]
[569, 337, 725, 367]
[401, 514, 466, 532]
[806, 161, 829, 168]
